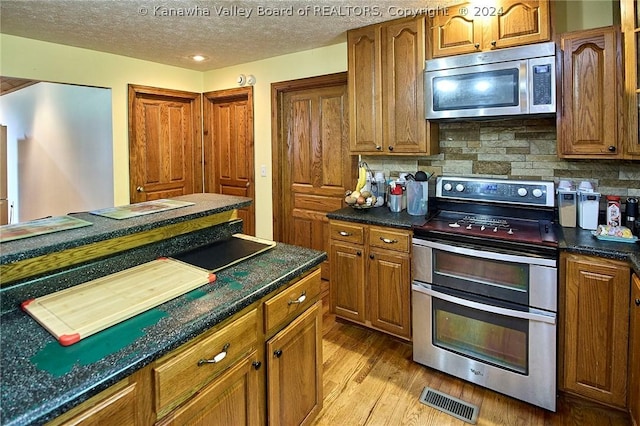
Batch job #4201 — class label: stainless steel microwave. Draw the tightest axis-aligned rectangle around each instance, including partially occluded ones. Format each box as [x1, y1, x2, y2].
[425, 42, 556, 120]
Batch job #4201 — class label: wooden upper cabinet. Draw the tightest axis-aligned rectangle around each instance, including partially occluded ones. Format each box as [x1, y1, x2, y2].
[621, 0, 640, 157]
[348, 16, 438, 155]
[348, 25, 382, 153]
[431, 0, 550, 58]
[558, 27, 623, 158]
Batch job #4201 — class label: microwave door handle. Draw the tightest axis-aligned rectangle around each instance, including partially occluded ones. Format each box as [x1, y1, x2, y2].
[413, 284, 556, 325]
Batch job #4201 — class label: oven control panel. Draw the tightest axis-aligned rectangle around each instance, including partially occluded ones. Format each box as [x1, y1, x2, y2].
[436, 177, 555, 207]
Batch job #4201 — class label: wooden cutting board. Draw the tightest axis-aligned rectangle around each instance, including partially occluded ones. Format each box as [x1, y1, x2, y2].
[22, 258, 215, 346]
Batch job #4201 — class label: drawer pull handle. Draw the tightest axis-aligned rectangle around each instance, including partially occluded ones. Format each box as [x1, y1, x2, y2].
[380, 237, 398, 244]
[197, 343, 230, 366]
[339, 231, 352, 236]
[288, 291, 306, 305]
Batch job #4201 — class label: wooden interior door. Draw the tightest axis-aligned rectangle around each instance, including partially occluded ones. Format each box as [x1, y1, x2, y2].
[272, 74, 356, 281]
[0, 125, 8, 224]
[128, 85, 202, 203]
[203, 87, 255, 236]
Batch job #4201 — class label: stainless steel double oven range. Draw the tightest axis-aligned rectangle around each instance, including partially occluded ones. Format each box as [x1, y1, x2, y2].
[412, 176, 558, 411]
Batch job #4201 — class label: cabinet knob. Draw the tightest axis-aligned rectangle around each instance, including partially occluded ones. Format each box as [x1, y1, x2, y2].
[608, 145, 616, 152]
[369, 254, 375, 259]
[376, 145, 382, 151]
[339, 231, 352, 237]
[136, 186, 144, 192]
[273, 349, 283, 358]
[252, 361, 262, 370]
[388, 146, 394, 151]
[474, 43, 480, 49]
[635, 298, 640, 306]
[356, 251, 362, 256]
[490, 40, 497, 47]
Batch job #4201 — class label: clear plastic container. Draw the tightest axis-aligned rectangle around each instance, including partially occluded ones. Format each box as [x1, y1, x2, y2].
[406, 180, 428, 216]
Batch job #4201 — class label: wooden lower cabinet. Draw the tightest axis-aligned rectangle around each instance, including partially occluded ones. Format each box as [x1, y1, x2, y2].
[267, 301, 323, 426]
[329, 220, 411, 340]
[630, 274, 640, 425]
[560, 253, 630, 408]
[48, 379, 139, 426]
[156, 352, 261, 426]
[48, 268, 323, 426]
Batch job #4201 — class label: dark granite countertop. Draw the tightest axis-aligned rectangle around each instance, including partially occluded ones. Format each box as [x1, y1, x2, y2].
[1, 193, 252, 265]
[0, 243, 326, 426]
[327, 207, 640, 274]
[326, 206, 428, 229]
[559, 227, 640, 273]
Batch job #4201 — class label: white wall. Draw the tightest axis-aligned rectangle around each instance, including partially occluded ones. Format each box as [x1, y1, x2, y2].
[0, 82, 113, 221]
[0, 34, 203, 208]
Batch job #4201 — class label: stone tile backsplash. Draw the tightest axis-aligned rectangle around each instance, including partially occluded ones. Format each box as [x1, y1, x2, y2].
[362, 118, 640, 198]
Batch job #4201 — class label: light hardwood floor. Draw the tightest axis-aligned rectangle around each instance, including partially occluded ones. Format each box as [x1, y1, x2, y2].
[313, 294, 631, 426]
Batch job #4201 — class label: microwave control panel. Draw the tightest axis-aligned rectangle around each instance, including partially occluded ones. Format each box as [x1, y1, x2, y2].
[532, 64, 553, 106]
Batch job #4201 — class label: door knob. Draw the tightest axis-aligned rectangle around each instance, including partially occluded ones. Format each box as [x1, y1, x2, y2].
[136, 186, 144, 192]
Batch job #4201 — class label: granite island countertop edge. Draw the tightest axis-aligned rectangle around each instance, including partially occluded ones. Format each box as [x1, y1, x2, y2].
[1, 193, 252, 264]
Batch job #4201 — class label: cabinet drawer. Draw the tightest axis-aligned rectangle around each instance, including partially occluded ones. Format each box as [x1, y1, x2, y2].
[264, 268, 321, 336]
[369, 227, 410, 253]
[329, 221, 364, 245]
[153, 309, 258, 417]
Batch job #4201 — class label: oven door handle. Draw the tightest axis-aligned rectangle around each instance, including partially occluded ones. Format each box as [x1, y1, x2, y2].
[412, 238, 556, 267]
[412, 283, 556, 324]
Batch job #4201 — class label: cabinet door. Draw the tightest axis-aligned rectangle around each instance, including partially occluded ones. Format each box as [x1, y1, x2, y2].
[630, 274, 640, 424]
[367, 248, 411, 339]
[51, 381, 138, 426]
[563, 254, 630, 407]
[431, 3, 482, 57]
[559, 27, 622, 158]
[267, 301, 322, 426]
[330, 241, 366, 323]
[157, 353, 261, 426]
[348, 25, 382, 153]
[488, 0, 550, 49]
[382, 17, 428, 154]
[621, 0, 640, 156]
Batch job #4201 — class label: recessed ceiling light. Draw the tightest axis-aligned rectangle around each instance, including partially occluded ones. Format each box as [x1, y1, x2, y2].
[191, 55, 207, 62]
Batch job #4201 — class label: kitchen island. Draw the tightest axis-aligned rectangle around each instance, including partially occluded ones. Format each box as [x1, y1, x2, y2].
[0, 194, 326, 425]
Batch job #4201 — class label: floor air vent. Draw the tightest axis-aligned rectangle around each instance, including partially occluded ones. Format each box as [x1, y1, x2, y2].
[419, 387, 479, 424]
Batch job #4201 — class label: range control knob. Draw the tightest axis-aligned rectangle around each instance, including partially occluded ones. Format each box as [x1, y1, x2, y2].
[455, 184, 465, 192]
[517, 187, 528, 197]
[532, 188, 543, 198]
[443, 183, 453, 191]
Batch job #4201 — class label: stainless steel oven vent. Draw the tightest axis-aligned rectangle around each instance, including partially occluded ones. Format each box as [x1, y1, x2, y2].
[419, 387, 479, 424]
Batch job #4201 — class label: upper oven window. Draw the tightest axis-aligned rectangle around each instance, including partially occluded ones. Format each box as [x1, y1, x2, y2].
[433, 249, 529, 305]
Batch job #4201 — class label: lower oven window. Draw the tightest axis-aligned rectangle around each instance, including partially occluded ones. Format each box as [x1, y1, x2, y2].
[433, 297, 528, 374]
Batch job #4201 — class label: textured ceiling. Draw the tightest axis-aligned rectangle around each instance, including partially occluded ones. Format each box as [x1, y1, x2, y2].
[0, 0, 455, 71]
